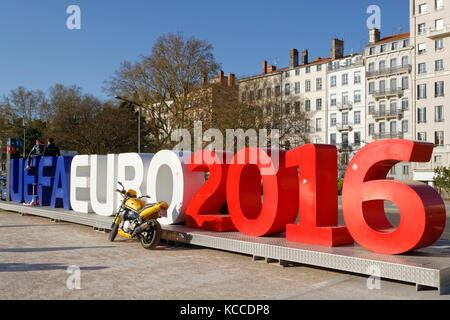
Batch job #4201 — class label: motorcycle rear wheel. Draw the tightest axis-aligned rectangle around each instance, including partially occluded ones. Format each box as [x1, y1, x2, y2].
[109, 223, 119, 242]
[140, 219, 161, 250]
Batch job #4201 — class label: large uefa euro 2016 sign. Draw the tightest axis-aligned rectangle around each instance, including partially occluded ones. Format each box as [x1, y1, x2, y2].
[8, 140, 447, 255]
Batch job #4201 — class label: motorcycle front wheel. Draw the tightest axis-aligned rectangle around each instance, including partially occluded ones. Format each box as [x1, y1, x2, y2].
[140, 219, 161, 250]
[109, 223, 119, 242]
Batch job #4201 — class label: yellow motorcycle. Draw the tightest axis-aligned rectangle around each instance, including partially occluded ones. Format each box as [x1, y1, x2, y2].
[109, 182, 169, 250]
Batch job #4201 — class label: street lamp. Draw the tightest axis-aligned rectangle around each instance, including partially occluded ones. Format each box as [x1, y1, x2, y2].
[115, 96, 143, 154]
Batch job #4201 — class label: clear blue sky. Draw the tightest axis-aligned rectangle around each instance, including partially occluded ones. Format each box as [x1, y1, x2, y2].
[0, 0, 410, 101]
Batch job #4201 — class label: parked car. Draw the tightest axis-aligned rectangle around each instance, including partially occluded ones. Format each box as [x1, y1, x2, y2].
[0, 174, 6, 201]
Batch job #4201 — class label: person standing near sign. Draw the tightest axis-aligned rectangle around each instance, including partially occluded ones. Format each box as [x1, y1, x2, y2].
[44, 138, 61, 158]
[24, 139, 44, 171]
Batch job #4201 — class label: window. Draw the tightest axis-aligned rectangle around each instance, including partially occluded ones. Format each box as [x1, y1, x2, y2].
[435, 59, 444, 71]
[390, 166, 396, 175]
[418, 63, 427, 74]
[294, 102, 300, 113]
[354, 132, 361, 146]
[369, 123, 375, 135]
[354, 111, 361, 124]
[249, 91, 254, 100]
[402, 56, 409, 67]
[403, 166, 409, 176]
[391, 42, 398, 50]
[418, 132, 427, 141]
[369, 104, 375, 115]
[402, 76, 409, 90]
[436, 0, 443, 10]
[241, 92, 246, 101]
[435, 105, 444, 122]
[368, 63, 375, 73]
[436, 39, 444, 50]
[418, 107, 427, 123]
[419, 3, 428, 14]
[402, 99, 409, 111]
[305, 119, 311, 132]
[380, 103, 386, 116]
[380, 44, 387, 53]
[403, 39, 410, 47]
[435, 131, 444, 146]
[285, 71, 290, 78]
[390, 121, 397, 134]
[342, 112, 349, 125]
[317, 64, 322, 71]
[354, 71, 361, 84]
[257, 89, 263, 100]
[330, 76, 337, 87]
[316, 78, 322, 91]
[330, 133, 336, 145]
[305, 99, 311, 112]
[316, 98, 322, 111]
[379, 122, 386, 134]
[305, 80, 311, 92]
[330, 94, 337, 106]
[390, 58, 397, 69]
[418, 84, 427, 99]
[330, 113, 337, 126]
[379, 80, 386, 93]
[418, 43, 427, 54]
[418, 23, 426, 35]
[435, 155, 443, 164]
[435, 81, 444, 97]
[295, 69, 300, 76]
[294, 121, 300, 133]
[390, 78, 397, 91]
[390, 102, 397, 115]
[275, 85, 281, 97]
[369, 47, 375, 55]
[435, 19, 444, 31]
[354, 90, 361, 103]
[369, 82, 375, 94]
[379, 60, 386, 72]
[316, 118, 322, 132]
[266, 87, 272, 98]
[342, 73, 348, 85]
[306, 66, 311, 73]
[342, 93, 349, 106]
[295, 82, 300, 94]
[402, 120, 409, 133]
[285, 83, 290, 95]
[266, 104, 271, 115]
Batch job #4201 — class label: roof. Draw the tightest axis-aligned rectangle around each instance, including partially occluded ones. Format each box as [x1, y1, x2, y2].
[372, 32, 410, 45]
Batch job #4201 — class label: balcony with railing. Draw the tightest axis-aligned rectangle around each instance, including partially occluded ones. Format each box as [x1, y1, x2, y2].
[337, 101, 353, 111]
[371, 132, 404, 140]
[372, 88, 404, 100]
[336, 123, 353, 132]
[426, 25, 450, 39]
[327, 59, 364, 72]
[366, 65, 412, 78]
[371, 108, 404, 121]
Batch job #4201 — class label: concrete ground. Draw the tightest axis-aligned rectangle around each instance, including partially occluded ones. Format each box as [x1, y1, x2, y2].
[0, 210, 450, 300]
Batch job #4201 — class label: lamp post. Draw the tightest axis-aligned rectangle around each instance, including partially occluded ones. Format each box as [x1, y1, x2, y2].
[115, 96, 143, 154]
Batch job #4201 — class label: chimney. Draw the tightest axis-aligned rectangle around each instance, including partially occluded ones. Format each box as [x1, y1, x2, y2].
[268, 65, 277, 73]
[290, 48, 299, 67]
[228, 73, 235, 86]
[218, 70, 225, 85]
[331, 38, 344, 60]
[262, 60, 268, 74]
[201, 73, 208, 86]
[301, 50, 308, 65]
[369, 28, 381, 44]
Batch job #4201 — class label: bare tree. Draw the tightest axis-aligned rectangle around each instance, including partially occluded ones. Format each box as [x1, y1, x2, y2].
[104, 32, 220, 151]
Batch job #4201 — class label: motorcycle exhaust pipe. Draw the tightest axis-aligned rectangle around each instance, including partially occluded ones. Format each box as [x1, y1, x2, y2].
[133, 222, 151, 235]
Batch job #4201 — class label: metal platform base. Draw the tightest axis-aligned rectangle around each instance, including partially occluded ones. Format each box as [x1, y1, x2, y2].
[1, 201, 450, 295]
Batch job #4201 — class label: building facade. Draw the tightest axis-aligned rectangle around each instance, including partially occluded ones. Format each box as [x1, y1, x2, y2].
[410, 0, 450, 185]
[363, 29, 414, 180]
[327, 53, 366, 178]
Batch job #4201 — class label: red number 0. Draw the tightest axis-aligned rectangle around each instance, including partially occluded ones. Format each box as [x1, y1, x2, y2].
[186, 150, 236, 232]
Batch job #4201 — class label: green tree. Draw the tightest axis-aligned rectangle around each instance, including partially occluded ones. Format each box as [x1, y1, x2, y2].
[434, 166, 450, 197]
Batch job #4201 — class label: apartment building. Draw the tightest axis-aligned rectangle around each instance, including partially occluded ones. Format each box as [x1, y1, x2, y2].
[410, 0, 450, 185]
[364, 29, 414, 180]
[327, 51, 366, 178]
